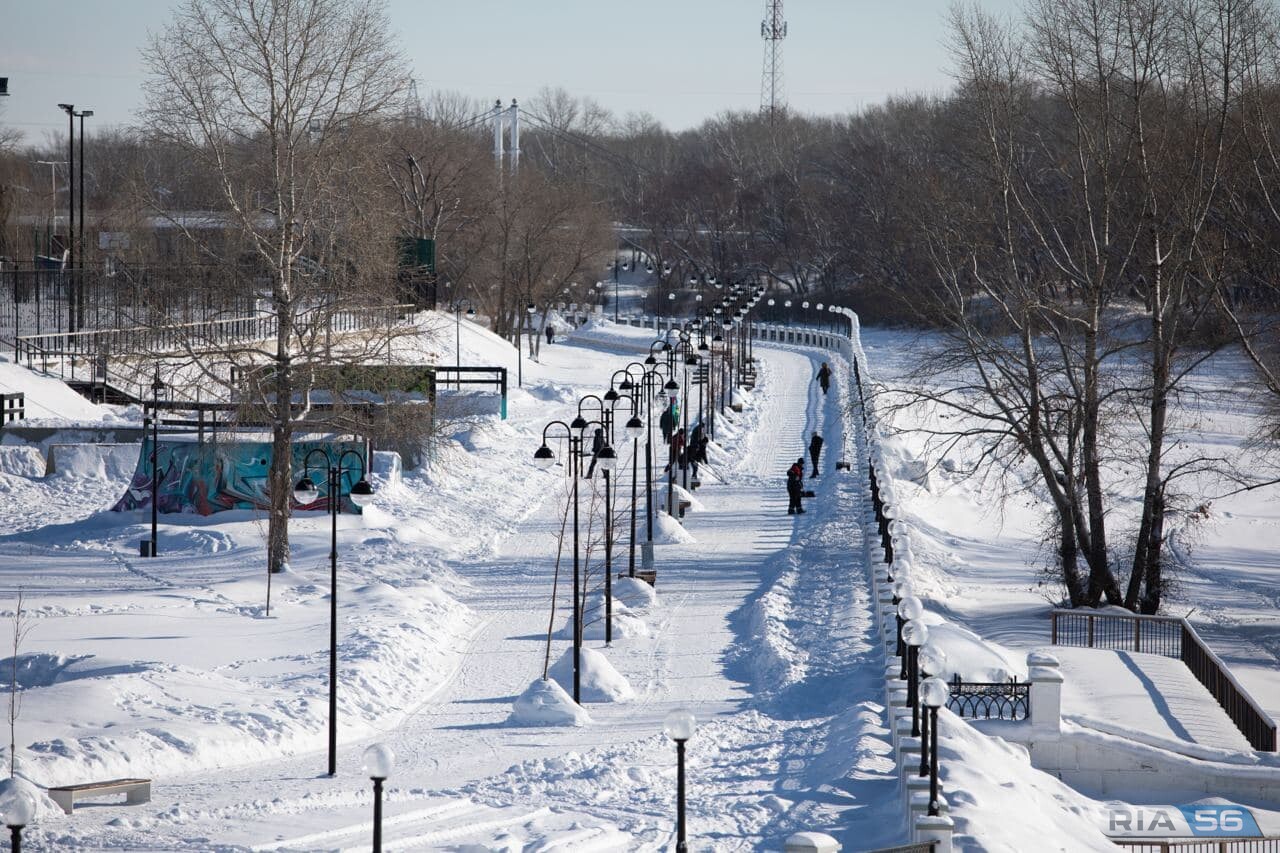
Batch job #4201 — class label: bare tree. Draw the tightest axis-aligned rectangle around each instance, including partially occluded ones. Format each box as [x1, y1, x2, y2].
[7, 591, 32, 779]
[140, 0, 412, 572]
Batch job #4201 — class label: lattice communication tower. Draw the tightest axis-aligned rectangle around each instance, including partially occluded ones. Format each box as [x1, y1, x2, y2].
[760, 0, 788, 120]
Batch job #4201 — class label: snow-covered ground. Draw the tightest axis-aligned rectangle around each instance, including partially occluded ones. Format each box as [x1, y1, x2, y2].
[0, 314, 1276, 850]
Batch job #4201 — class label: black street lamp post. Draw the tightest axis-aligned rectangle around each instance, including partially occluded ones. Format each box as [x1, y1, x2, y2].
[919, 642, 948, 778]
[451, 299, 475, 388]
[664, 709, 696, 852]
[921, 676, 949, 816]
[605, 257, 629, 323]
[902, 618, 929, 739]
[534, 414, 607, 704]
[75, 107, 92, 326]
[148, 368, 165, 557]
[578, 395, 619, 642]
[2, 789, 34, 853]
[57, 103, 75, 332]
[363, 743, 394, 853]
[293, 447, 376, 776]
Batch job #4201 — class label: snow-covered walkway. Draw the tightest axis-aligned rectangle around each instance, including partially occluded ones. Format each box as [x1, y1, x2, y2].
[19, 339, 903, 850]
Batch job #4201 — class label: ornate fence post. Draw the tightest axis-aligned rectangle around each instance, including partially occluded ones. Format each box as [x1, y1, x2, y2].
[1028, 651, 1063, 737]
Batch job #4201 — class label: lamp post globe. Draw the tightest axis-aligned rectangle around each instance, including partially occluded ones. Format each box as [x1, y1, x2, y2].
[363, 742, 395, 780]
[293, 475, 320, 506]
[898, 595, 925, 623]
[597, 444, 618, 473]
[920, 641, 948, 678]
[664, 708, 696, 741]
[902, 618, 929, 647]
[570, 414, 589, 440]
[533, 445, 556, 469]
[892, 579, 914, 602]
[348, 478, 375, 507]
[625, 416, 643, 440]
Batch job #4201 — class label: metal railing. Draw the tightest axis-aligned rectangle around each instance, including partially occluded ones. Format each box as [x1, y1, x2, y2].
[0, 393, 24, 424]
[1051, 609, 1277, 752]
[1115, 839, 1280, 852]
[947, 676, 1030, 720]
[15, 303, 416, 401]
[867, 842, 936, 853]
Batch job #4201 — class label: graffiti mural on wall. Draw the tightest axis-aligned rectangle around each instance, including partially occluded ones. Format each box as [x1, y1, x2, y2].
[111, 439, 367, 516]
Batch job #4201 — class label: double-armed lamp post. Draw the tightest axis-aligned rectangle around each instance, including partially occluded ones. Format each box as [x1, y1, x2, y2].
[293, 448, 376, 776]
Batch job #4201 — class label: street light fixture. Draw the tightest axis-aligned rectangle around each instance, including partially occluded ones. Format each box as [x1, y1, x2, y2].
[75, 108, 93, 309]
[919, 642, 948, 778]
[533, 414, 602, 703]
[363, 742, 394, 853]
[57, 104, 75, 286]
[451, 299, 476, 383]
[294, 447, 375, 776]
[921, 676, 949, 816]
[902, 618, 929, 738]
[664, 709, 696, 852]
[2, 788, 35, 853]
[146, 368, 166, 557]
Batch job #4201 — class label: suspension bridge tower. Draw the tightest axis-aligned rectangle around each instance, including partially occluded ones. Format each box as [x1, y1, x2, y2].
[760, 0, 788, 122]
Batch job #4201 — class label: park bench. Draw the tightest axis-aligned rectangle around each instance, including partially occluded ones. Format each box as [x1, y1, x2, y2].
[678, 499, 692, 517]
[635, 569, 657, 587]
[48, 778, 151, 814]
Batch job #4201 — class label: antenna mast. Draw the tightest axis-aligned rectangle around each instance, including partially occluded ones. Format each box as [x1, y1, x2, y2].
[760, 0, 788, 122]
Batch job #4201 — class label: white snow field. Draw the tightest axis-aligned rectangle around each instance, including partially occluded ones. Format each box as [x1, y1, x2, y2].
[0, 313, 1274, 851]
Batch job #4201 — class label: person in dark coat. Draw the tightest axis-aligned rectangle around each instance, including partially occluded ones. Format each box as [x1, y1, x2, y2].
[659, 405, 675, 444]
[815, 362, 832, 395]
[808, 431, 824, 478]
[787, 457, 805, 514]
[665, 426, 686, 473]
[546, 325, 556, 344]
[584, 427, 604, 478]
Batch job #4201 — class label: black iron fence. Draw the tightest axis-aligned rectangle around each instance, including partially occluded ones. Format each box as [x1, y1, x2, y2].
[946, 675, 1030, 720]
[1115, 839, 1280, 852]
[0, 263, 258, 342]
[1050, 609, 1277, 752]
[867, 842, 936, 853]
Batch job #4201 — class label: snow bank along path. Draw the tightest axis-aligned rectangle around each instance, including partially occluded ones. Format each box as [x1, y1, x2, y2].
[19, 324, 905, 850]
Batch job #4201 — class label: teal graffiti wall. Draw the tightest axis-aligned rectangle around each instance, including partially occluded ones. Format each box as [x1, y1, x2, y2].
[111, 439, 367, 515]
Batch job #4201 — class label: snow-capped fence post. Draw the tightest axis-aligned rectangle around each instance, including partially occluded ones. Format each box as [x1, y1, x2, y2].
[914, 813, 955, 852]
[1028, 651, 1063, 736]
[783, 831, 841, 853]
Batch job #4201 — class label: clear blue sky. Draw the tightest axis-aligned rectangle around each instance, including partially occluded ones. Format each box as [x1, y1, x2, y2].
[0, 0, 1023, 142]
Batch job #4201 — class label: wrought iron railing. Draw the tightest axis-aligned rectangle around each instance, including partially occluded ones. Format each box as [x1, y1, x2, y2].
[946, 675, 1030, 720]
[1115, 838, 1280, 852]
[1050, 609, 1277, 752]
[0, 393, 24, 424]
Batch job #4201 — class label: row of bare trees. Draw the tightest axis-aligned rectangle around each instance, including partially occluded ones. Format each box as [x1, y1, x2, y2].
[1, 0, 1278, 605]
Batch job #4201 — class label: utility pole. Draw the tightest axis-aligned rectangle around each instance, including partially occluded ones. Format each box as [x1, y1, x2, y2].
[760, 0, 788, 123]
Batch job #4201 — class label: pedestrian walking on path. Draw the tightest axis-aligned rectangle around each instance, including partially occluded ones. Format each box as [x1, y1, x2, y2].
[584, 427, 604, 478]
[545, 325, 555, 344]
[787, 457, 806, 514]
[808, 431, 824, 478]
[660, 404, 675, 444]
[815, 362, 832, 396]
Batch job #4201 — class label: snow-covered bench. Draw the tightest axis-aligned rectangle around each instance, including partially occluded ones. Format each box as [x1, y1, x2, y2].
[48, 778, 151, 814]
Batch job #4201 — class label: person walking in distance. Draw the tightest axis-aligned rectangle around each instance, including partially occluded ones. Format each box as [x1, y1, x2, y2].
[815, 362, 832, 396]
[545, 324, 556, 345]
[787, 457, 806, 514]
[808, 431, 824, 478]
[584, 427, 604, 478]
[659, 402, 675, 444]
